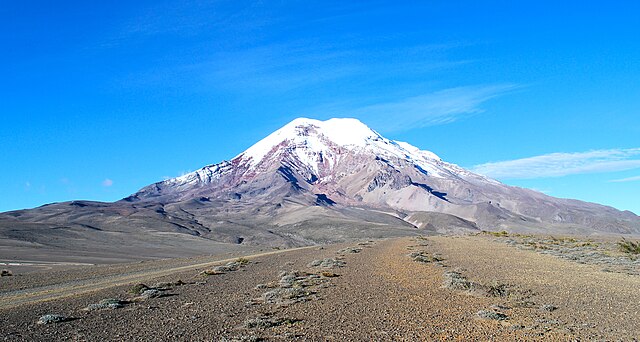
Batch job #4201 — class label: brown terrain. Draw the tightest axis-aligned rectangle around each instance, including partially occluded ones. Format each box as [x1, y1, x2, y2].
[1, 233, 639, 341]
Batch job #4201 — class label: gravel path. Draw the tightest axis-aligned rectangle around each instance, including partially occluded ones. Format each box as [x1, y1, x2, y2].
[1, 236, 638, 341]
[0, 246, 314, 310]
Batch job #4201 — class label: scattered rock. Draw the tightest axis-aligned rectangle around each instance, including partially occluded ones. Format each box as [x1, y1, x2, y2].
[37, 314, 68, 324]
[476, 310, 508, 321]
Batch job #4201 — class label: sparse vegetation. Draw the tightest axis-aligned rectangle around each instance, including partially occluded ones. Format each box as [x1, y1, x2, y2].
[482, 230, 510, 237]
[548, 236, 577, 244]
[617, 239, 640, 255]
[496, 234, 639, 275]
[476, 310, 508, 321]
[244, 315, 300, 329]
[409, 250, 443, 263]
[485, 281, 510, 297]
[202, 260, 247, 275]
[443, 271, 472, 291]
[443, 271, 509, 297]
[129, 283, 150, 295]
[308, 258, 345, 268]
[154, 280, 186, 289]
[255, 270, 328, 306]
[37, 314, 68, 324]
[262, 287, 312, 305]
[85, 298, 126, 311]
[139, 288, 163, 299]
[337, 247, 362, 254]
[201, 269, 224, 276]
[575, 241, 598, 248]
[321, 271, 339, 277]
[1, 269, 12, 277]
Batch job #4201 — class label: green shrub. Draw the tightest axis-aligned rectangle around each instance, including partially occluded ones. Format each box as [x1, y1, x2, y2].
[129, 283, 150, 294]
[482, 230, 509, 237]
[617, 239, 640, 254]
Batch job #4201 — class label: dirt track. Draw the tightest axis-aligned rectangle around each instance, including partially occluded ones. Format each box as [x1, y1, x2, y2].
[0, 246, 315, 310]
[1, 235, 638, 341]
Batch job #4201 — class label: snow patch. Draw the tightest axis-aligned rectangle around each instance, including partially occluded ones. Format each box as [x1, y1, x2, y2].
[166, 117, 495, 186]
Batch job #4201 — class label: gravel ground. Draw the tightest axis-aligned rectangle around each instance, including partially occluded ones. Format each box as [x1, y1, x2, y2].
[487, 233, 640, 275]
[1, 235, 638, 341]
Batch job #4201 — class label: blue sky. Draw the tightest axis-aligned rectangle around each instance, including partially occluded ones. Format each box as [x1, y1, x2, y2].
[1, 1, 639, 214]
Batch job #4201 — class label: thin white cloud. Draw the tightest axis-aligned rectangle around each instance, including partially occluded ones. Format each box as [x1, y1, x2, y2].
[349, 84, 521, 132]
[609, 175, 640, 183]
[472, 148, 640, 180]
[102, 179, 114, 187]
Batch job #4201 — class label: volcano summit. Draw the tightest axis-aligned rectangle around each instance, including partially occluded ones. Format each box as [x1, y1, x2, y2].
[1, 118, 638, 262]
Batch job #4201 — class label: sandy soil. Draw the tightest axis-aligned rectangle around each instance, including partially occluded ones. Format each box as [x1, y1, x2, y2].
[1, 235, 638, 341]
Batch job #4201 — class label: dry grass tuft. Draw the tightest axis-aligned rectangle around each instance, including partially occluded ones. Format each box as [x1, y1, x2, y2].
[617, 239, 640, 255]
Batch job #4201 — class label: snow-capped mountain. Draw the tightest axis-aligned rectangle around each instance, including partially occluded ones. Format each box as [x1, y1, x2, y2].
[128, 118, 639, 235]
[156, 118, 489, 188]
[2, 118, 639, 256]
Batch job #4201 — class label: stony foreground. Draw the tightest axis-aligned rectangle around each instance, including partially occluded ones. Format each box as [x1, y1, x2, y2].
[1, 235, 639, 341]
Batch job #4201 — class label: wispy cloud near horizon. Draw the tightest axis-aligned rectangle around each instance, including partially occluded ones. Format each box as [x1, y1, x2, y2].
[472, 148, 640, 179]
[609, 175, 640, 183]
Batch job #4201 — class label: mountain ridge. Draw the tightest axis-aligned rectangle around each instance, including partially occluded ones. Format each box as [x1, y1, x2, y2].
[126, 117, 639, 234]
[1, 118, 639, 263]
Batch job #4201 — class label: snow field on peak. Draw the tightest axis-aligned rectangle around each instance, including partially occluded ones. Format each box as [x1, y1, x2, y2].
[233, 117, 460, 178]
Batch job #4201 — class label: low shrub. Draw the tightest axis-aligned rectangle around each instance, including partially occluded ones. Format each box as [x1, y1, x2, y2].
[617, 239, 640, 254]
